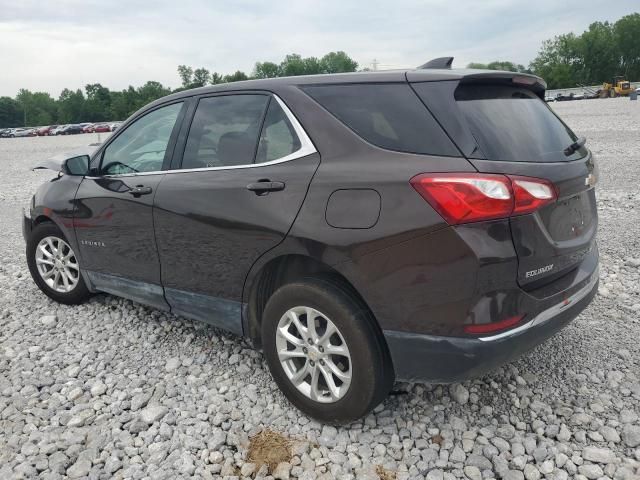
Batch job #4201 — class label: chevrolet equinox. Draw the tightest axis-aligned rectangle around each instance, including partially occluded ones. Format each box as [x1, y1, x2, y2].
[23, 58, 599, 423]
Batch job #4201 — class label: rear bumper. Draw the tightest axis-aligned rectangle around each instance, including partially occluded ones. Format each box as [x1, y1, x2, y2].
[385, 269, 598, 383]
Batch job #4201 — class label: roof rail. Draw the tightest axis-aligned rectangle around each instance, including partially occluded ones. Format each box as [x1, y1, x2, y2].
[417, 57, 454, 70]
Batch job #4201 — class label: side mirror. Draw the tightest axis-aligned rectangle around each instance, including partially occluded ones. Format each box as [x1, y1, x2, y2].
[63, 155, 90, 176]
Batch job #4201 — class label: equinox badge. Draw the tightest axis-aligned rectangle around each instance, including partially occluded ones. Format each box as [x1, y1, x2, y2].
[526, 264, 554, 278]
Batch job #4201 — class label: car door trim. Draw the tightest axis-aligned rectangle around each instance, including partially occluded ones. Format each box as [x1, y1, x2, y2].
[89, 94, 317, 179]
[164, 288, 245, 335]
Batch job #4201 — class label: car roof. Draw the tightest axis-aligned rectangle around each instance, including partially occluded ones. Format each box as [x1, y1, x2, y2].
[150, 68, 545, 104]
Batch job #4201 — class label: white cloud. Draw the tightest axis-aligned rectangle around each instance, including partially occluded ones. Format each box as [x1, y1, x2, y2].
[1, 0, 638, 96]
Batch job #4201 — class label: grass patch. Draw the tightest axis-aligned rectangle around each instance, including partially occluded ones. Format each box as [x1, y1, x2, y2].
[247, 429, 292, 473]
[376, 465, 396, 480]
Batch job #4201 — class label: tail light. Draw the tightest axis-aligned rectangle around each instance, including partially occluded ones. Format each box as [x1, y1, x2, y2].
[410, 173, 556, 225]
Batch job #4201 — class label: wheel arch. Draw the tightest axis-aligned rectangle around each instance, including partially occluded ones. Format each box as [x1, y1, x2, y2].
[244, 253, 387, 352]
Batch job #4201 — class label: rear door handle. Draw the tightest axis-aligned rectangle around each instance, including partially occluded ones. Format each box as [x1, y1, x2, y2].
[128, 185, 153, 197]
[246, 180, 285, 195]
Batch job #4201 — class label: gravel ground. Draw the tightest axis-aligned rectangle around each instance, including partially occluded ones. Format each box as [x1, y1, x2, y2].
[0, 98, 639, 480]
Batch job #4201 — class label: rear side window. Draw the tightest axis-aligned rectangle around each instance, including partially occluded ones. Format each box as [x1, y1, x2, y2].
[455, 85, 585, 162]
[302, 83, 458, 156]
[181, 95, 269, 169]
[256, 99, 301, 162]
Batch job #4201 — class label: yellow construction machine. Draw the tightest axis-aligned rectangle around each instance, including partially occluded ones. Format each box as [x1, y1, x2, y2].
[599, 76, 633, 97]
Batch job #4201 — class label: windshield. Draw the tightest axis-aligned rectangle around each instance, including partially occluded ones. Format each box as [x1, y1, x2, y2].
[456, 85, 586, 162]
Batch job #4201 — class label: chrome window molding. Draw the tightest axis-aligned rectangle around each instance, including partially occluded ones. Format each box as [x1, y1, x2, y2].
[95, 94, 317, 179]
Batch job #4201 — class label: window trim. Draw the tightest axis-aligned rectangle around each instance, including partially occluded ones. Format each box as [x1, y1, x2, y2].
[91, 99, 188, 178]
[169, 94, 316, 174]
[92, 94, 316, 178]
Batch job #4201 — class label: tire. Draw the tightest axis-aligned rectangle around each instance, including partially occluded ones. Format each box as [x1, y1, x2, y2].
[261, 277, 394, 424]
[26, 222, 90, 305]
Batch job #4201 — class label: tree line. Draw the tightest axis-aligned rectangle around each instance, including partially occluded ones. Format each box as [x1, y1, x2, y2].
[470, 13, 640, 89]
[0, 51, 358, 128]
[1, 13, 639, 128]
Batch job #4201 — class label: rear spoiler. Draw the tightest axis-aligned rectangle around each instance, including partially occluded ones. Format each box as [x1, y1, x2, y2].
[417, 57, 454, 69]
[408, 67, 547, 97]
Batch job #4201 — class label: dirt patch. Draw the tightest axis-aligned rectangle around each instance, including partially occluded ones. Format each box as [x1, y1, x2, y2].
[246, 429, 292, 473]
[376, 464, 396, 480]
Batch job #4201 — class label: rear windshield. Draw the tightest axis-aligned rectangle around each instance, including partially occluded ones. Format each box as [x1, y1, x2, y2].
[455, 85, 586, 162]
[302, 83, 459, 156]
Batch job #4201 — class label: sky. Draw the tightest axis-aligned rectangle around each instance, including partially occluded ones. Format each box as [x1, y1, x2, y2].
[1, 0, 638, 97]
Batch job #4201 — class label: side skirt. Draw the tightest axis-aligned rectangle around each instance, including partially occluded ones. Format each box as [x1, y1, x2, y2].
[164, 288, 244, 336]
[85, 271, 170, 311]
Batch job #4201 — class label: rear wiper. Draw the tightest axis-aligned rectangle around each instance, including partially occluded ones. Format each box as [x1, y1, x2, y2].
[564, 136, 586, 156]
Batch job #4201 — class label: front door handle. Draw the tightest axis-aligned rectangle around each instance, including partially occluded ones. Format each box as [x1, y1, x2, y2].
[128, 185, 153, 197]
[246, 180, 285, 195]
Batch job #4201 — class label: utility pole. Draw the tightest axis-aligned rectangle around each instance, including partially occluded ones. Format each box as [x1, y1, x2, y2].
[371, 59, 379, 71]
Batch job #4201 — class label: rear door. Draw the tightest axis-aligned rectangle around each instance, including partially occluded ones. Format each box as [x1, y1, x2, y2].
[413, 81, 597, 289]
[153, 93, 319, 334]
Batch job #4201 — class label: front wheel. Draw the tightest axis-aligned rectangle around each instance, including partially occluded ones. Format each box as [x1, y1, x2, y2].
[261, 278, 394, 424]
[26, 223, 91, 304]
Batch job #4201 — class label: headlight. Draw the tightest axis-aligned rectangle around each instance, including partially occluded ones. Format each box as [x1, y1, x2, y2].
[24, 196, 34, 219]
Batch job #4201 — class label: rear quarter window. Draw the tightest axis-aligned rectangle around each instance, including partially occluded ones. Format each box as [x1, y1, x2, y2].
[301, 83, 459, 157]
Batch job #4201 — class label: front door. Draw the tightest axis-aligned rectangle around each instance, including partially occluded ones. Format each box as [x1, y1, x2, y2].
[74, 101, 185, 309]
[153, 94, 319, 333]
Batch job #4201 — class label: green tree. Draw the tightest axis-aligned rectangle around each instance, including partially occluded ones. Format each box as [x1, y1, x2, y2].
[253, 61, 281, 79]
[137, 81, 171, 106]
[85, 83, 111, 122]
[529, 33, 582, 88]
[210, 72, 224, 84]
[57, 88, 86, 123]
[192, 68, 211, 87]
[0, 97, 23, 127]
[177, 65, 194, 88]
[577, 21, 618, 84]
[320, 51, 358, 73]
[614, 13, 640, 80]
[279, 54, 324, 76]
[223, 71, 249, 83]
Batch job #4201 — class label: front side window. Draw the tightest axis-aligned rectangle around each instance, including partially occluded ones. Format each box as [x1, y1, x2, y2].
[101, 102, 182, 175]
[181, 95, 269, 169]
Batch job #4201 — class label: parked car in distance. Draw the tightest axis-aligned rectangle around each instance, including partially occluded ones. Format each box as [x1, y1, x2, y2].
[83, 124, 95, 133]
[50, 125, 66, 136]
[0, 128, 11, 137]
[109, 122, 122, 132]
[58, 124, 85, 135]
[13, 128, 37, 137]
[93, 124, 112, 133]
[23, 61, 599, 423]
[37, 125, 58, 136]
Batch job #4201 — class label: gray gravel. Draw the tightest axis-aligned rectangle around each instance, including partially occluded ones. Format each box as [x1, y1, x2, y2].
[0, 98, 639, 480]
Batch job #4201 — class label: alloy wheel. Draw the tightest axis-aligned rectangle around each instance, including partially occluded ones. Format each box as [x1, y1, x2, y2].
[35, 236, 80, 293]
[276, 306, 352, 403]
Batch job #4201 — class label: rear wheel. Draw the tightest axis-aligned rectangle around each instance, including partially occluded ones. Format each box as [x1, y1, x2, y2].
[26, 223, 90, 304]
[261, 278, 393, 424]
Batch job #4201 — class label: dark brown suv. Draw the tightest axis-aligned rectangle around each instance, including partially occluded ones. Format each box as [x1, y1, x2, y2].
[24, 59, 598, 423]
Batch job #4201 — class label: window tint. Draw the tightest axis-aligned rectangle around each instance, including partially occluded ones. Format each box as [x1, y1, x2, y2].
[101, 102, 182, 175]
[455, 85, 585, 162]
[181, 95, 269, 169]
[256, 99, 301, 163]
[302, 83, 458, 156]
